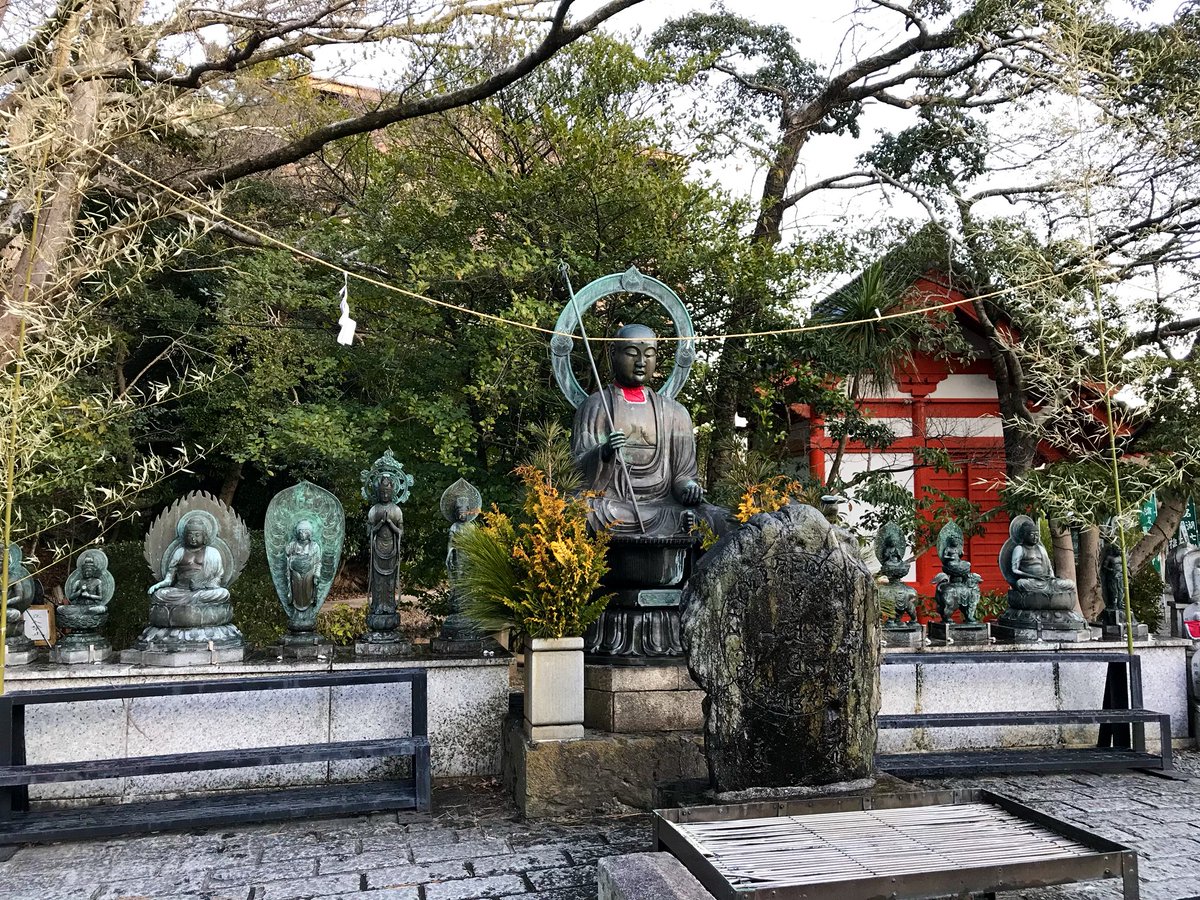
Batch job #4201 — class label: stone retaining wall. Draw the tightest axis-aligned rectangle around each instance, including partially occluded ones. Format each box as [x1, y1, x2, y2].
[6, 655, 511, 807]
[880, 639, 1190, 752]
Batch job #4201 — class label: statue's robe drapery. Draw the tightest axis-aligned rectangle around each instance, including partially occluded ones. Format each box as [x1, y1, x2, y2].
[153, 546, 229, 604]
[286, 541, 321, 611]
[572, 385, 728, 536]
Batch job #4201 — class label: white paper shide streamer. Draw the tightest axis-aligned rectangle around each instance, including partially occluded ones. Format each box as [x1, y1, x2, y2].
[337, 272, 357, 345]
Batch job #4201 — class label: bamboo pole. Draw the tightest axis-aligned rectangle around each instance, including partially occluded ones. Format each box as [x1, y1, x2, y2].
[1, 317, 27, 695]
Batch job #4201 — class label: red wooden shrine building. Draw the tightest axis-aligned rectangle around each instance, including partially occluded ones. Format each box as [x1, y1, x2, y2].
[788, 242, 1011, 594]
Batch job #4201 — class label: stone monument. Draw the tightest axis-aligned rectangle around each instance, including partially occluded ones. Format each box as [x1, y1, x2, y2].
[551, 267, 730, 661]
[682, 503, 879, 794]
[52, 548, 116, 663]
[875, 523, 923, 648]
[4, 545, 37, 665]
[122, 491, 250, 666]
[432, 478, 485, 655]
[356, 449, 414, 657]
[994, 515, 1089, 643]
[928, 520, 989, 645]
[1097, 538, 1148, 640]
[265, 481, 345, 658]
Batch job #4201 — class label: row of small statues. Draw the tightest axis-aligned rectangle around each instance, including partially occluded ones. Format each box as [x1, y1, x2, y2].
[875, 515, 1134, 644]
[3, 450, 485, 666]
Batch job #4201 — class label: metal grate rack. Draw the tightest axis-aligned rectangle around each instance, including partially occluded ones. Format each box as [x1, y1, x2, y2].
[655, 789, 1138, 899]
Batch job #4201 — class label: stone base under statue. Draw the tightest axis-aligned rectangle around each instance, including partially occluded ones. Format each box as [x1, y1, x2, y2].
[122, 622, 246, 666]
[1097, 608, 1149, 641]
[4, 647, 38, 666]
[431, 637, 483, 656]
[583, 661, 703, 732]
[882, 624, 925, 648]
[278, 632, 334, 659]
[355, 633, 413, 657]
[50, 640, 114, 664]
[928, 622, 990, 645]
[1101, 623, 1150, 641]
[993, 607, 1091, 644]
[121, 646, 245, 666]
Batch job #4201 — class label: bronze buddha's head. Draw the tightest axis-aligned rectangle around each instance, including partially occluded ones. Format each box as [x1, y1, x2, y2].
[610, 324, 657, 388]
[183, 518, 210, 549]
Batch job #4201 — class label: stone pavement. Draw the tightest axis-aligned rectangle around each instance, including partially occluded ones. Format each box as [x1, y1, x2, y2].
[3, 756, 1200, 900]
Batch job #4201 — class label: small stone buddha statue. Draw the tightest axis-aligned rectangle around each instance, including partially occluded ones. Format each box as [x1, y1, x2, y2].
[996, 514, 1088, 642]
[55, 548, 116, 662]
[148, 514, 231, 616]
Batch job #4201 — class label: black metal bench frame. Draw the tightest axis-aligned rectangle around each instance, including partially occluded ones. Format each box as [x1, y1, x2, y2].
[0, 668, 431, 843]
[877, 650, 1173, 776]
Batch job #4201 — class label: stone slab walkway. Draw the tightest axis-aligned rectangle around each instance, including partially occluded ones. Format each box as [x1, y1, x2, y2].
[3, 754, 1200, 900]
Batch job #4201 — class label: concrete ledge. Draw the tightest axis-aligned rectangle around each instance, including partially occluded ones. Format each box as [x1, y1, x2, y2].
[584, 687, 704, 732]
[880, 638, 1190, 752]
[9, 653, 513, 805]
[597, 853, 713, 900]
[585, 663, 698, 692]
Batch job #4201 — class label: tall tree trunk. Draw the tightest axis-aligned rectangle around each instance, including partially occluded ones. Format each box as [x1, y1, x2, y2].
[218, 460, 243, 507]
[1050, 520, 1082, 616]
[1076, 525, 1102, 621]
[1, 0, 143, 356]
[706, 110, 811, 485]
[1128, 490, 1188, 574]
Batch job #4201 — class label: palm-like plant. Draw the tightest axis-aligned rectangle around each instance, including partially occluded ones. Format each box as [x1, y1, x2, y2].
[811, 261, 918, 487]
[454, 465, 611, 640]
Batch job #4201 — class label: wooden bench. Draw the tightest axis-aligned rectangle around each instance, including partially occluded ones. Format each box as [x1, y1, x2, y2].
[0, 668, 431, 844]
[876, 650, 1172, 777]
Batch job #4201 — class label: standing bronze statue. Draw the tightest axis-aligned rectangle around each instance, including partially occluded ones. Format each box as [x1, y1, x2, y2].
[265, 481, 345, 657]
[1097, 534, 1148, 640]
[432, 478, 485, 655]
[551, 267, 731, 659]
[358, 449, 413, 654]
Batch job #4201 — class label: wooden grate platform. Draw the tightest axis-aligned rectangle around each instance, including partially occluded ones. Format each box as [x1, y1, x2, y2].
[655, 789, 1139, 899]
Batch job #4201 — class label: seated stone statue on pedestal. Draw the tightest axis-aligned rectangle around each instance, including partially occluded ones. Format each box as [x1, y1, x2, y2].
[4, 545, 37, 666]
[875, 523, 922, 648]
[123, 491, 250, 665]
[53, 548, 116, 663]
[929, 520, 988, 644]
[995, 515, 1088, 643]
[551, 267, 731, 659]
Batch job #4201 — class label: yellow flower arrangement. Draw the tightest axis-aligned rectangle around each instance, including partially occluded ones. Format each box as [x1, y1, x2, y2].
[735, 474, 806, 523]
[455, 465, 611, 640]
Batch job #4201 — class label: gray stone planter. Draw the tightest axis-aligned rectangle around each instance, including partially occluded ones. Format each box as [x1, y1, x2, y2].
[524, 636, 584, 742]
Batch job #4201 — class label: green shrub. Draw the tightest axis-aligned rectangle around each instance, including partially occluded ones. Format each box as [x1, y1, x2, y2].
[317, 604, 367, 645]
[232, 532, 288, 647]
[977, 590, 1008, 622]
[1128, 563, 1165, 633]
[102, 540, 153, 651]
